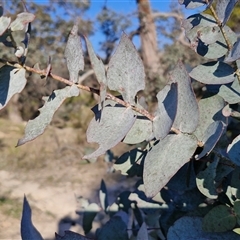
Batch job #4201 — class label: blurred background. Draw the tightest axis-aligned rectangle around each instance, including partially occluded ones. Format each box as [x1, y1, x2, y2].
[0, 0, 240, 239]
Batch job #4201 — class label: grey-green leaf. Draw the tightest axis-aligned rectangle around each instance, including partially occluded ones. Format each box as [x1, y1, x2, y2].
[196, 157, 219, 199]
[123, 115, 152, 144]
[143, 133, 198, 198]
[65, 24, 84, 83]
[194, 95, 226, 141]
[227, 135, 240, 166]
[83, 105, 136, 160]
[182, 13, 237, 59]
[168, 216, 239, 239]
[0, 66, 27, 111]
[137, 222, 149, 240]
[196, 121, 225, 160]
[153, 82, 177, 140]
[55, 230, 92, 240]
[170, 61, 199, 133]
[96, 214, 129, 240]
[178, 0, 206, 9]
[0, 16, 10, 35]
[216, 0, 238, 26]
[107, 33, 145, 104]
[17, 85, 79, 146]
[83, 203, 100, 234]
[225, 38, 240, 62]
[21, 196, 43, 240]
[9, 12, 35, 31]
[84, 36, 106, 107]
[203, 205, 236, 232]
[190, 61, 235, 85]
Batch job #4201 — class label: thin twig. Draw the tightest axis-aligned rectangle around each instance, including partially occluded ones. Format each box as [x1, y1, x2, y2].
[206, 0, 232, 50]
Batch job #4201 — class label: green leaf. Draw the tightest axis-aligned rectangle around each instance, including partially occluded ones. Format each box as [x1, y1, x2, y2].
[96, 213, 129, 240]
[196, 157, 219, 199]
[137, 222, 149, 240]
[153, 82, 177, 140]
[83, 203, 100, 234]
[168, 216, 239, 239]
[83, 105, 136, 160]
[0, 66, 27, 111]
[189, 61, 235, 85]
[216, 0, 238, 26]
[55, 230, 92, 240]
[203, 205, 236, 232]
[143, 133, 197, 198]
[107, 33, 145, 104]
[195, 121, 225, 160]
[170, 61, 199, 133]
[64, 23, 84, 83]
[0, 16, 10, 35]
[10, 12, 35, 31]
[84, 36, 106, 108]
[21, 196, 43, 240]
[194, 95, 226, 141]
[182, 13, 237, 58]
[17, 85, 79, 146]
[227, 135, 240, 166]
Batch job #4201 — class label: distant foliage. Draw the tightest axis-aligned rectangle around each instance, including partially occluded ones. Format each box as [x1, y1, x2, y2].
[1, 0, 240, 239]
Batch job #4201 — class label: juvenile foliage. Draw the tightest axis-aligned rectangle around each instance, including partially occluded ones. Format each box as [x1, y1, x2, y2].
[1, 0, 240, 239]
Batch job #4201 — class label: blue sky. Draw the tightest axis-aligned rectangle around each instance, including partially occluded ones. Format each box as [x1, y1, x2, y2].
[83, 0, 204, 56]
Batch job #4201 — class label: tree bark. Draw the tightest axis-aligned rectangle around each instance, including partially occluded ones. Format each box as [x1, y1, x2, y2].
[137, 0, 160, 77]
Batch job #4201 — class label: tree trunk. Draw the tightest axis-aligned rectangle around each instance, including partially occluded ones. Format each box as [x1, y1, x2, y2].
[137, 0, 160, 77]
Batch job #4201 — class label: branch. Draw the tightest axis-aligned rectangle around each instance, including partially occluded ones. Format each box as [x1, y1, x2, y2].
[152, 11, 183, 21]
[206, 0, 232, 50]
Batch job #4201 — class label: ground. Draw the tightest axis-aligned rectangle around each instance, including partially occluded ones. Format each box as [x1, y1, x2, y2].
[0, 118, 136, 240]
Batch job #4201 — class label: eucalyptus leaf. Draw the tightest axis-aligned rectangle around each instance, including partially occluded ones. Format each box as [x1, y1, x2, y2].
[107, 33, 145, 104]
[137, 222, 149, 240]
[123, 114, 152, 144]
[10, 12, 35, 31]
[225, 38, 240, 62]
[96, 214, 129, 240]
[84, 36, 106, 107]
[17, 85, 80, 146]
[216, 0, 238, 26]
[83, 203, 100, 234]
[83, 105, 136, 160]
[21, 196, 43, 240]
[0, 66, 27, 111]
[196, 121, 225, 160]
[227, 135, 240, 166]
[64, 24, 84, 83]
[178, 0, 206, 9]
[0, 16, 10, 35]
[170, 61, 199, 133]
[168, 216, 239, 239]
[182, 13, 237, 59]
[194, 95, 226, 141]
[99, 180, 109, 212]
[153, 82, 177, 140]
[143, 133, 198, 198]
[202, 205, 236, 232]
[189, 61, 235, 85]
[55, 230, 92, 240]
[196, 157, 219, 199]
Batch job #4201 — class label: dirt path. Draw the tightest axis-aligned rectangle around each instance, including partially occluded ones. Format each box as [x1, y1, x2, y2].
[0, 119, 135, 240]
